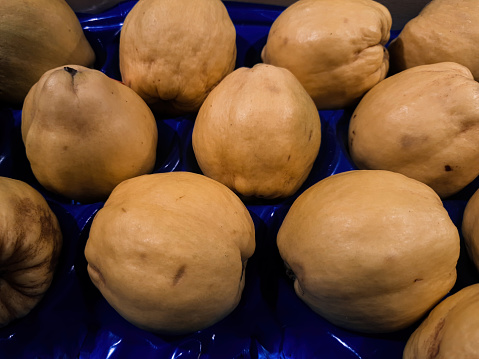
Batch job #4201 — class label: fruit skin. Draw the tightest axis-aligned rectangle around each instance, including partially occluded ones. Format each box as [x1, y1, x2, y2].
[277, 170, 459, 333]
[0, 0, 95, 105]
[192, 63, 322, 200]
[0, 176, 62, 328]
[84, 171, 255, 335]
[261, 0, 391, 110]
[389, 0, 479, 80]
[403, 284, 479, 359]
[21, 65, 158, 204]
[119, 0, 237, 115]
[348, 62, 479, 199]
[461, 188, 479, 271]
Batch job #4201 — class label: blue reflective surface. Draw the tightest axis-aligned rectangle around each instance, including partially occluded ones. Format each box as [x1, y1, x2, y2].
[0, 1, 478, 358]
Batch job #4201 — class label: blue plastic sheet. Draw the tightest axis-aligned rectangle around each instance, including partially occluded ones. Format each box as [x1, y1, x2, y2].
[0, 1, 478, 358]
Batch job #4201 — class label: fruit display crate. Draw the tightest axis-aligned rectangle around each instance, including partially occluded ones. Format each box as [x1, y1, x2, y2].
[1, 1, 479, 358]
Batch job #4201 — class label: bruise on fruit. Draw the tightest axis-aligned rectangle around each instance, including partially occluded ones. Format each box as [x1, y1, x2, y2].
[444, 165, 452, 172]
[459, 118, 477, 133]
[400, 134, 429, 149]
[11, 198, 57, 267]
[172, 264, 186, 286]
[426, 317, 445, 359]
[0, 197, 62, 297]
[266, 83, 281, 94]
[349, 130, 356, 148]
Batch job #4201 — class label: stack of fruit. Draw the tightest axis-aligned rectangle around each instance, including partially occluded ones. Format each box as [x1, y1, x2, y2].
[1, 0, 479, 358]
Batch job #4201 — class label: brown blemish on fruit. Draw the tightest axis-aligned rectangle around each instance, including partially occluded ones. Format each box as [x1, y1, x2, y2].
[459, 119, 477, 133]
[10, 198, 61, 274]
[426, 317, 445, 359]
[400, 134, 429, 149]
[445, 165, 452, 172]
[266, 83, 281, 94]
[172, 265, 186, 286]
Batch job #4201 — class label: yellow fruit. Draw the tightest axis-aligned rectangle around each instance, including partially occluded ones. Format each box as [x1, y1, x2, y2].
[192, 63, 321, 200]
[277, 170, 459, 333]
[84, 171, 255, 335]
[403, 284, 479, 359]
[461, 188, 479, 271]
[261, 0, 391, 110]
[0, 176, 62, 328]
[119, 0, 237, 115]
[21, 65, 158, 203]
[389, 0, 479, 80]
[348, 62, 479, 198]
[0, 0, 95, 105]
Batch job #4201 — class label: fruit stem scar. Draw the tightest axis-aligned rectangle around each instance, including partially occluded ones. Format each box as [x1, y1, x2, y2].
[64, 66, 78, 77]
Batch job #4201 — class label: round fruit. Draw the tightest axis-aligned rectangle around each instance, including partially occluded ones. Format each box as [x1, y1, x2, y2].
[277, 170, 460, 333]
[403, 283, 479, 358]
[461, 187, 479, 271]
[21, 65, 158, 203]
[348, 62, 479, 198]
[192, 63, 321, 200]
[261, 0, 391, 110]
[84, 171, 255, 335]
[119, 0, 237, 115]
[0, 0, 95, 105]
[0, 176, 62, 328]
[389, 0, 479, 80]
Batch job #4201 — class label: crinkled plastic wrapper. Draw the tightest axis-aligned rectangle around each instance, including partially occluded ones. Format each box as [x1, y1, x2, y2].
[1, 1, 478, 358]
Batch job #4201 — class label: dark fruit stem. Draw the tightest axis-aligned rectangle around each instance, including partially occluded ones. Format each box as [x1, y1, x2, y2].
[64, 66, 78, 76]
